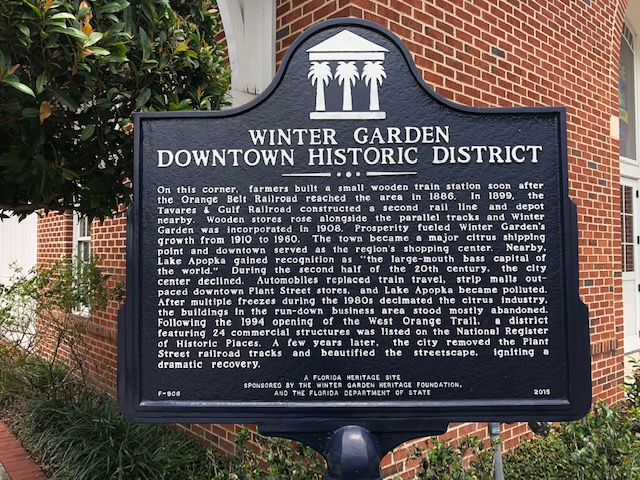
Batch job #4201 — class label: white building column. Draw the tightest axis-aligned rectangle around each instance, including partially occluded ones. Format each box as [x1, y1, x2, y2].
[218, 0, 276, 106]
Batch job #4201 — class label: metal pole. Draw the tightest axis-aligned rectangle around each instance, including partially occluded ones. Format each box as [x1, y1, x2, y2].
[488, 422, 505, 480]
[324, 426, 382, 480]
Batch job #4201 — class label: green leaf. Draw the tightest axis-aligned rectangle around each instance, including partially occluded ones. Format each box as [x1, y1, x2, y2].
[22, 1, 42, 19]
[138, 27, 151, 61]
[106, 54, 127, 63]
[61, 168, 78, 180]
[94, 98, 111, 110]
[135, 88, 151, 109]
[140, 1, 154, 23]
[51, 88, 79, 111]
[47, 26, 89, 41]
[169, 99, 192, 111]
[17, 24, 30, 38]
[84, 32, 104, 48]
[21, 108, 39, 118]
[48, 12, 76, 20]
[3, 77, 35, 97]
[106, 22, 126, 34]
[87, 47, 110, 56]
[79, 88, 93, 105]
[36, 74, 47, 94]
[141, 59, 158, 70]
[110, 42, 128, 58]
[80, 124, 95, 141]
[98, 1, 130, 14]
[80, 123, 96, 142]
[78, 7, 92, 18]
[106, 87, 119, 101]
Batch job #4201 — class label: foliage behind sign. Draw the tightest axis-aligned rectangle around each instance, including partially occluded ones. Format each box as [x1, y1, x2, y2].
[0, 0, 229, 219]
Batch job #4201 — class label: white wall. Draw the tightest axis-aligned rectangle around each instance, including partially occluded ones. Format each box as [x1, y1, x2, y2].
[0, 214, 37, 284]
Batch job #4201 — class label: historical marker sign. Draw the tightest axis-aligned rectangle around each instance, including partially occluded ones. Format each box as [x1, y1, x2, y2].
[119, 19, 591, 426]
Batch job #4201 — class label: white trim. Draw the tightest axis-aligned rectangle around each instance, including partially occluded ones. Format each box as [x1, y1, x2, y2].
[622, 177, 640, 353]
[217, 0, 243, 90]
[310, 111, 387, 120]
[309, 52, 386, 61]
[621, 7, 640, 354]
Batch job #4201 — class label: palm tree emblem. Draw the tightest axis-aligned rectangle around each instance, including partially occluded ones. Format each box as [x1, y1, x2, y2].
[306, 29, 388, 119]
[335, 61, 360, 111]
[308, 62, 333, 111]
[362, 61, 386, 111]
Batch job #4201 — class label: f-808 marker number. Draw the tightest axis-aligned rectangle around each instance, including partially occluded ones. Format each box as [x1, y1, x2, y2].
[157, 390, 181, 397]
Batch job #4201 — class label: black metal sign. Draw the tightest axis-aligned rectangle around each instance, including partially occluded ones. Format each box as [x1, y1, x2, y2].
[118, 18, 591, 427]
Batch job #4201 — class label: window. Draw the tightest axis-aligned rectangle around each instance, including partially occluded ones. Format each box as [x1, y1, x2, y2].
[622, 184, 635, 273]
[74, 214, 91, 261]
[620, 22, 637, 161]
[73, 214, 92, 315]
[74, 214, 91, 263]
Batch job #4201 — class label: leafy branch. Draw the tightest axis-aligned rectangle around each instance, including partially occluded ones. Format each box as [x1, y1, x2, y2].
[0, 0, 230, 220]
[0, 256, 124, 401]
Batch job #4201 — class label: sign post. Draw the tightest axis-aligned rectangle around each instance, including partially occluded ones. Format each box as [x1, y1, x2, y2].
[118, 18, 591, 476]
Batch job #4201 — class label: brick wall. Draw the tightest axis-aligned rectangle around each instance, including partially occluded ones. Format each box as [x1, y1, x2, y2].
[35, 0, 628, 477]
[36, 210, 126, 396]
[85, 210, 127, 395]
[37, 212, 73, 265]
[275, 1, 627, 475]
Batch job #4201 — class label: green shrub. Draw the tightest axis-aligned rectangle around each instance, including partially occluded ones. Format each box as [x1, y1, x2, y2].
[0, 257, 124, 403]
[212, 427, 326, 480]
[20, 396, 208, 480]
[0, 358, 70, 409]
[625, 356, 640, 417]
[258, 434, 325, 479]
[1, 256, 325, 479]
[12, 390, 326, 480]
[10, 356, 640, 479]
[407, 435, 495, 479]
[503, 402, 640, 479]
